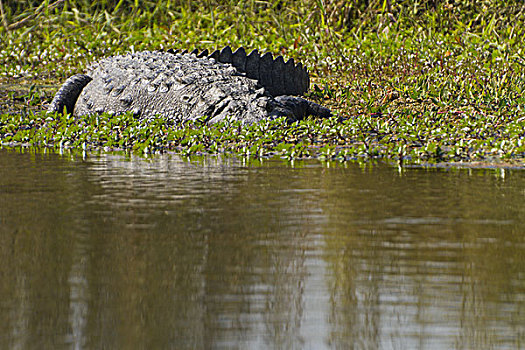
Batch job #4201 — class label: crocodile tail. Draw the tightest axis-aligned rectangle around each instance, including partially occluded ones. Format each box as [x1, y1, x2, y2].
[167, 46, 310, 96]
[217, 46, 310, 97]
[47, 74, 92, 115]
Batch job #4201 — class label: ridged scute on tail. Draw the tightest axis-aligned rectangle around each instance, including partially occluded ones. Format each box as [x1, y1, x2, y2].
[166, 46, 310, 96]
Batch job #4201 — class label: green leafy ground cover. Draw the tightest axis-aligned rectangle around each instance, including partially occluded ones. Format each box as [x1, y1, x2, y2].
[1, 0, 525, 166]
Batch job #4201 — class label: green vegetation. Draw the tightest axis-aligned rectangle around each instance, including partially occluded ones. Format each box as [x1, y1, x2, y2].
[1, 0, 525, 166]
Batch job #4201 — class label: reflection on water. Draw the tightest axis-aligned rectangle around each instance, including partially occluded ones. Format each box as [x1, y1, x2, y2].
[0, 148, 524, 349]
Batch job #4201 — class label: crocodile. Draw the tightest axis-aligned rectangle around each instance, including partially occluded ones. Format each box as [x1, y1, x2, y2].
[47, 47, 331, 124]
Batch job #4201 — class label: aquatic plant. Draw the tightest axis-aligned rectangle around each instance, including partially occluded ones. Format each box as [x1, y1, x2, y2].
[1, 0, 525, 166]
[1, 109, 524, 165]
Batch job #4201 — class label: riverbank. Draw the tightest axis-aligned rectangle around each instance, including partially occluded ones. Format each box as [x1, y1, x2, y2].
[1, 0, 524, 166]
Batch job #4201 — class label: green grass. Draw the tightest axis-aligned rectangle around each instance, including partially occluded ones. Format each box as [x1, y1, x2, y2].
[1, 0, 525, 166]
[2, 110, 523, 165]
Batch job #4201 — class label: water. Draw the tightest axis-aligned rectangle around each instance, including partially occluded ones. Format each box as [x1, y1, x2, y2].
[0, 148, 524, 349]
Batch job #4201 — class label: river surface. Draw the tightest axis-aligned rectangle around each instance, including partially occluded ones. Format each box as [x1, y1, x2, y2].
[0, 148, 524, 349]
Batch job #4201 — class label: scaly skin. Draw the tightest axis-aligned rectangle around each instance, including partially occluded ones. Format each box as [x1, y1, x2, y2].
[48, 48, 331, 124]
